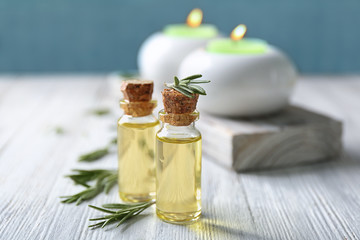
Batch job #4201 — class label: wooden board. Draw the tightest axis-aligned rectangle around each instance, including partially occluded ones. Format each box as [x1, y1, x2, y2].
[0, 75, 360, 240]
[197, 106, 343, 171]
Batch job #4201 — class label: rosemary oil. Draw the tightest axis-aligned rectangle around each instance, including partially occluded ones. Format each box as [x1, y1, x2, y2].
[118, 120, 159, 202]
[156, 135, 202, 224]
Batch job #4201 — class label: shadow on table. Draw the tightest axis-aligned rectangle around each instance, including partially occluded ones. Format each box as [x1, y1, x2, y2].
[187, 213, 264, 240]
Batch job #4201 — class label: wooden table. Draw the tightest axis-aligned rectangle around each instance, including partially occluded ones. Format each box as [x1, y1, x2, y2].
[1, 75, 359, 240]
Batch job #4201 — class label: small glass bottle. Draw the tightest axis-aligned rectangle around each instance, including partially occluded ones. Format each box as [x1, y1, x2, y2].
[156, 89, 202, 224]
[117, 80, 159, 202]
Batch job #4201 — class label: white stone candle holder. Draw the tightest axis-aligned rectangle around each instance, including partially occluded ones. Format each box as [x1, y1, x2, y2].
[178, 46, 297, 116]
[138, 32, 218, 91]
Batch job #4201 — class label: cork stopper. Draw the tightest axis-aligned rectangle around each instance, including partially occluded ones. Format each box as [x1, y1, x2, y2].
[162, 89, 199, 114]
[161, 89, 199, 126]
[121, 80, 153, 102]
[120, 80, 155, 117]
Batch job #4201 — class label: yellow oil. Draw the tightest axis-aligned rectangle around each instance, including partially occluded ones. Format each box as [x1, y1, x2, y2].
[156, 135, 202, 224]
[117, 121, 159, 202]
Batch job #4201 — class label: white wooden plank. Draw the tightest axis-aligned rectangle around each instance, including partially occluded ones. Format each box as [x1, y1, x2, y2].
[0, 75, 360, 240]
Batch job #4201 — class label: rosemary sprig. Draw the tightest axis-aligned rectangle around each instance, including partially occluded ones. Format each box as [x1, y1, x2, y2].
[55, 126, 65, 135]
[79, 148, 109, 162]
[109, 137, 117, 145]
[91, 108, 111, 116]
[164, 74, 210, 98]
[61, 169, 117, 205]
[78, 137, 117, 162]
[88, 201, 155, 229]
[66, 169, 115, 188]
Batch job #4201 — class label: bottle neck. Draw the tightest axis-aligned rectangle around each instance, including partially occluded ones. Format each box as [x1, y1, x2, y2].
[123, 113, 154, 118]
[157, 120, 200, 141]
[161, 121, 196, 129]
[120, 99, 157, 117]
[119, 113, 158, 125]
[158, 109, 199, 126]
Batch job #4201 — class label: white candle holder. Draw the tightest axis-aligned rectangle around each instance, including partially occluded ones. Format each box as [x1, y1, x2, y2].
[178, 46, 297, 117]
[138, 32, 218, 91]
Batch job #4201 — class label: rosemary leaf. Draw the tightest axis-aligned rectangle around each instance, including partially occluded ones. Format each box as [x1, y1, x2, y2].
[89, 205, 117, 214]
[178, 86, 195, 95]
[78, 137, 117, 162]
[183, 86, 195, 93]
[88, 201, 155, 229]
[66, 169, 114, 187]
[102, 203, 133, 208]
[173, 86, 193, 98]
[101, 218, 116, 228]
[188, 80, 211, 84]
[104, 173, 117, 194]
[91, 108, 111, 116]
[60, 185, 103, 205]
[179, 82, 194, 91]
[116, 210, 136, 227]
[79, 148, 109, 162]
[55, 127, 65, 135]
[110, 137, 117, 145]
[90, 216, 114, 221]
[181, 74, 202, 80]
[89, 222, 104, 229]
[188, 85, 206, 95]
[180, 79, 191, 84]
[174, 76, 180, 86]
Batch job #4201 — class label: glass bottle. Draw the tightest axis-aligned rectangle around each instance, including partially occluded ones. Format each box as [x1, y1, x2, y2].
[117, 81, 159, 202]
[156, 110, 202, 224]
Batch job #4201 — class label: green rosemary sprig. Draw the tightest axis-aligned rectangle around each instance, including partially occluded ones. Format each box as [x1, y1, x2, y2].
[60, 169, 117, 205]
[91, 108, 111, 116]
[79, 148, 109, 162]
[164, 74, 210, 98]
[55, 126, 65, 135]
[109, 137, 117, 145]
[88, 201, 155, 229]
[66, 169, 115, 187]
[78, 137, 117, 162]
[79, 147, 109, 162]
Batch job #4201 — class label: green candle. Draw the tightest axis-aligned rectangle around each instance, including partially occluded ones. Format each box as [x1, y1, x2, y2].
[163, 8, 218, 38]
[207, 38, 267, 54]
[163, 24, 218, 38]
[207, 24, 267, 54]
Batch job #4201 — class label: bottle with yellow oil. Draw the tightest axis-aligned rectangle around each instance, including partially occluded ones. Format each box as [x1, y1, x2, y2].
[118, 80, 159, 202]
[156, 74, 210, 224]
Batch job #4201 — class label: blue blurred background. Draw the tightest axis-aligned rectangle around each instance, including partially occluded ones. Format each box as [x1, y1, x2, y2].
[0, 0, 359, 73]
